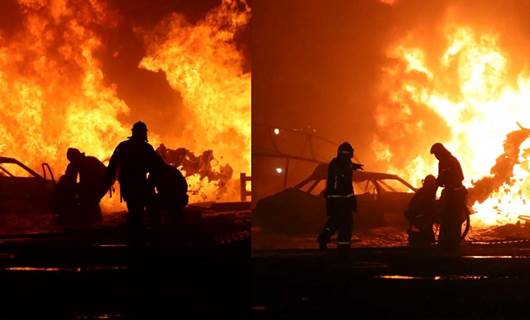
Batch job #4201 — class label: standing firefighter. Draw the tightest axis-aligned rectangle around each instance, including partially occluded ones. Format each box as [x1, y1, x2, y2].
[317, 142, 363, 250]
[430, 142, 467, 249]
[103, 121, 160, 248]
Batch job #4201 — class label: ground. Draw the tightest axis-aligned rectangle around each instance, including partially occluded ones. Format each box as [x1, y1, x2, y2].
[253, 224, 530, 319]
[0, 206, 250, 319]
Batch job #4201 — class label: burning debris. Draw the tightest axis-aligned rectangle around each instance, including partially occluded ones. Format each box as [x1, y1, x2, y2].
[157, 144, 233, 201]
[468, 124, 530, 205]
[139, 0, 251, 202]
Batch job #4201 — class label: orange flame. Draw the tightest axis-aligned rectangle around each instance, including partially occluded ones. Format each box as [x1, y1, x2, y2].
[139, 0, 251, 201]
[0, 0, 250, 210]
[0, 0, 128, 178]
[376, 21, 530, 227]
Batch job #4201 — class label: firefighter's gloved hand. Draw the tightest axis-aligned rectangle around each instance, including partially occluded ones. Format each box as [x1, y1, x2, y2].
[352, 163, 364, 170]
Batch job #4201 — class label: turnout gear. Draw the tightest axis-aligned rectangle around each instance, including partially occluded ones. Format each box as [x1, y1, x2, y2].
[405, 175, 437, 246]
[431, 142, 467, 249]
[318, 143, 363, 250]
[151, 162, 190, 246]
[104, 122, 160, 248]
[52, 148, 106, 226]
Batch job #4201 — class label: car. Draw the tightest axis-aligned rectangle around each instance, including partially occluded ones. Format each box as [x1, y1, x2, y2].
[0, 157, 55, 214]
[254, 163, 418, 234]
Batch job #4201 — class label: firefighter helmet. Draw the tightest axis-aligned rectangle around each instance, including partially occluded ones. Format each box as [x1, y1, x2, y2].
[66, 147, 83, 163]
[337, 142, 354, 158]
[430, 142, 446, 155]
[132, 121, 148, 134]
[422, 174, 436, 188]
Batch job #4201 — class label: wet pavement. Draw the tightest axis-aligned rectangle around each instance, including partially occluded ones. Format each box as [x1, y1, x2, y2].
[0, 207, 250, 319]
[253, 228, 530, 319]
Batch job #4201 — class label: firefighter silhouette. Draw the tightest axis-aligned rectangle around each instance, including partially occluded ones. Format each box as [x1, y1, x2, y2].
[430, 142, 467, 249]
[104, 121, 160, 248]
[51, 148, 106, 226]
[150, 159, 190, 245]
[405, 174, 437, 246]
[317, 142, 363, 250]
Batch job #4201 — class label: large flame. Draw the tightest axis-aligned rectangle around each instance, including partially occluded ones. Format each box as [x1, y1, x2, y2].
[0, 0, 128, 178]
[139, 0, 251, 201]
[375, 19, 530, 227]
[0, 0, 250, 208]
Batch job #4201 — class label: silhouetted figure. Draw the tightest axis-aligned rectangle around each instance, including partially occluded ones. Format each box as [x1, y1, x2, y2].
[65, 148, 106, 218]
[151, 160, 190, 245]
[51, 173, 79, 225]
[51, 148, 105, 226]
[405, 175, 437, 246]
[104, 121, 160, 249]
[430, 143, 467, 249]
[152, 161, 188, 214]
[317, 142, 363, 251]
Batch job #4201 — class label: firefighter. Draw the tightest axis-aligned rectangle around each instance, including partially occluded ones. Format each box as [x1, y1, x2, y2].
[152, 161, 189, 215]
[151, 160, 190, 246]
[430, 142, 467, 249]
[65, 148, 106, 219]
[51, 148, 106, 225]
[317, 142, 363, 250]
[103, 121, 160, 248]
[405, 174, 437, 246]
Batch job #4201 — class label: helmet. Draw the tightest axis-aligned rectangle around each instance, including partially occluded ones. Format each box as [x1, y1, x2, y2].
[132, 121, 148, 134]
[66, 147, 83, 162]
[337, 142, 354, 158]
[422, 174, 436, 188]
[430, 142, 446, 155]
[131, 121, 148, 141]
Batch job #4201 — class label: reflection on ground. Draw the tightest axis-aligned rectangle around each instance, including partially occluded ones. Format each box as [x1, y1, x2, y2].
[253, 222, 530, 251]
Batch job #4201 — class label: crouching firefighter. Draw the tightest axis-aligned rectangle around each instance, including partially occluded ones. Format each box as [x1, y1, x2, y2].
[405, 175, 437, 246]
[317, 142, 363, 250]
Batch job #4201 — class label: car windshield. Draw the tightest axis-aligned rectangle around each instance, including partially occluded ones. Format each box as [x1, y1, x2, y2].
[306, 179, 379, 196]
[0, 163, 35, 178]
[378, 178, 414, 193]
[354, 180, 377, 195]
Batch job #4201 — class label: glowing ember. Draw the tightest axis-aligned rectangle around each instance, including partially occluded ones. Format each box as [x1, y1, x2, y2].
[375, 22, 530, 227]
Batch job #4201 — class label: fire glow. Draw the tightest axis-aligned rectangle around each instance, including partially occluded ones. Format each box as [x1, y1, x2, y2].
[375, 18, 530, 227]
[0, 0, 250, 207]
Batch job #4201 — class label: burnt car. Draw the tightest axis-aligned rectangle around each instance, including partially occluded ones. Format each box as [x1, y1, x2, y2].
[254, 163, 417, 234]
[0, 157, 55, 214]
